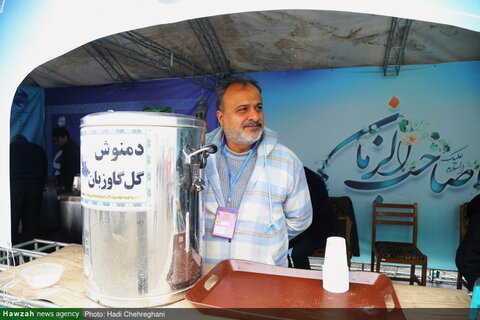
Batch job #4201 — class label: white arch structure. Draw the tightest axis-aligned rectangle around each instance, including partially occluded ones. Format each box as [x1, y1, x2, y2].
[0, 0, 478, 247]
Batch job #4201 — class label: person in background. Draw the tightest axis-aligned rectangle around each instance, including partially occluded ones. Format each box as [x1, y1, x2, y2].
[288, 167, 341, 269]
[10, 135, 48, 244]
[456, 194, 480, 291]
[51, 127, 80, 193]
[203, 76, 312, 266]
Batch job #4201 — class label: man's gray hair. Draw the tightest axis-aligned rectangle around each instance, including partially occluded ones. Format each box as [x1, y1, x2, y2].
[215, 76, 262, 111]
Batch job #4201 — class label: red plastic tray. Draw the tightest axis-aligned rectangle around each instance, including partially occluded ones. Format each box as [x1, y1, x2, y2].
[186, 259, 404, 320]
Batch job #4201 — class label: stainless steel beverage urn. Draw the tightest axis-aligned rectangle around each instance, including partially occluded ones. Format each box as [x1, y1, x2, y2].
[80, 111, 216, 307]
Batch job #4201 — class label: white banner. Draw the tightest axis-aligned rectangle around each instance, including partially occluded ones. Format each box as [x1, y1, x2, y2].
[80, 127, 154, 211]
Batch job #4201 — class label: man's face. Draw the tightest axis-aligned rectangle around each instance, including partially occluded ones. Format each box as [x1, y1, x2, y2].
[216, 83, 264, 149]
[53, 135, 68, 147]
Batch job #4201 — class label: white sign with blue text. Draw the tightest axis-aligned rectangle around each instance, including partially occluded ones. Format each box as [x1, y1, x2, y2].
[80, 127, 154, 211]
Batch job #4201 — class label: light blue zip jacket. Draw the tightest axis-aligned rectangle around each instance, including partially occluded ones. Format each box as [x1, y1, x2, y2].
[202, 126, 312, 266]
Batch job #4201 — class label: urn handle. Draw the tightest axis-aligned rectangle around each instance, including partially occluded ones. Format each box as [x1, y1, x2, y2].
[186, 144, 217, 191]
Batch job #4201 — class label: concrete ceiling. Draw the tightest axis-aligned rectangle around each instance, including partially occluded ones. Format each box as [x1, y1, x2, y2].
[23, 9, 480, 88]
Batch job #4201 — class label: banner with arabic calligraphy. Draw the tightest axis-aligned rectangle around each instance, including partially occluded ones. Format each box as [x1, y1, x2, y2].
[81, 127, 154, 211]
[254, 61, 480, 270]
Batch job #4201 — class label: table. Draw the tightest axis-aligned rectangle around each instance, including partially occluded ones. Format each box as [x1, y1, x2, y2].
[0, 245, 471, 316]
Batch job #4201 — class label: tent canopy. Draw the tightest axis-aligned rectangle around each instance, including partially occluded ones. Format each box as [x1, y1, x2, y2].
[23, 10, 480, 88]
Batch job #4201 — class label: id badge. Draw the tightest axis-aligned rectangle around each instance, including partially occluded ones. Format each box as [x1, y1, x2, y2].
[212, 207, 238, 239]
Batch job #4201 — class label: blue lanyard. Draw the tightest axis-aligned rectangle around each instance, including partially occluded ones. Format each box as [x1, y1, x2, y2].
[222, 137, 256, 208]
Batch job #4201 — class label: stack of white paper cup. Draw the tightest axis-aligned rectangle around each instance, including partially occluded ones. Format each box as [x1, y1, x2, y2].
[322, 236, 349, 293]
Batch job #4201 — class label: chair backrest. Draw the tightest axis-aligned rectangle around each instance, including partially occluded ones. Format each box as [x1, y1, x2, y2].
[459, 202, 469, 241]
[372, 202, 418, 246]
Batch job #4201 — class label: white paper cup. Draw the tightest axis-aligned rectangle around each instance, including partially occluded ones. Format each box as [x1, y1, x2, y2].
[323, 236, 349, 293]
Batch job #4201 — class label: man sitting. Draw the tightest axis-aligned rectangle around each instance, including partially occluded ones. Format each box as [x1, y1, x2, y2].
[456, 194, 480, 291]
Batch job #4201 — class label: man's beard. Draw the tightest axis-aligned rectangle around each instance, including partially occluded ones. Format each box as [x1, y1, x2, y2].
[223, 121, 263, 147]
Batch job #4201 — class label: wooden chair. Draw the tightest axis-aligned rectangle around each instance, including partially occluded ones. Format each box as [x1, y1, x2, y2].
[371, 202, 428, 286]
[457, 202, 469, 289]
